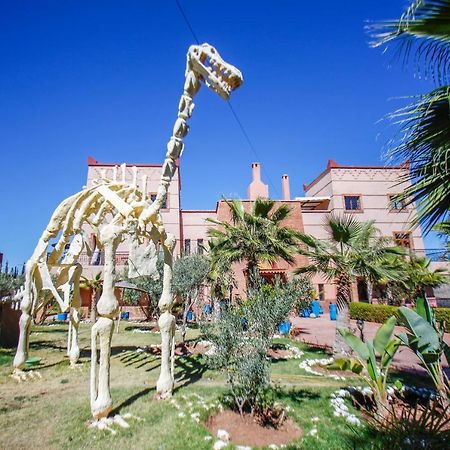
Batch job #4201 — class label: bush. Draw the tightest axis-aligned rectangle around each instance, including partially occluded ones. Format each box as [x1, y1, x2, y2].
[292, 276, 314, 312]
[350, 302, 399, 324]
[201, 276, 297, 418]
[435, 308, 450, 332]
[349, 302, 450, 332]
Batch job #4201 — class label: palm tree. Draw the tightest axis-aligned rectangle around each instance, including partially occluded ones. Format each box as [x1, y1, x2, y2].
[80, 272, 103, 323]
[370, 1, 450, 232]
[207, 198, 301, 288]
[398, 254, 448, 303]
[295, 214, 403, 356]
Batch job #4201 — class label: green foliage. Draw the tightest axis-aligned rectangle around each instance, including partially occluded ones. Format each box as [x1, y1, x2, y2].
[121, 258, 164, 305]
[326, 357, 363, 374]
[397, 296, 450, 401]
[172, 254, 210, 299]
[359, 400, 450, 450]
[350, 301, 450, 332]
[0, 272, 23, 298]
[290, 276, 313, 311]
[350, 302, 400, 324]
[370, 1, 450, 230]
[394, 255, 448, 302]
[296, 214, 403, 313]
[338, 316, 401, 415]
[202, 276, 297, 415]
[435, 307, 450, 330]
[207, 198, 301, 286]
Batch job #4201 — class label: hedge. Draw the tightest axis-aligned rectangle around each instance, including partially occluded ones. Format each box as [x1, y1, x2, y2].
[349, 302, 399, 324]
[435, 308, 450, 332]
[349, 302, 450, 332]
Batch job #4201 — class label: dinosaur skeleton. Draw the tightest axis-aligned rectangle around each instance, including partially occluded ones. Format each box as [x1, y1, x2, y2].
[12, 43, 243, 419]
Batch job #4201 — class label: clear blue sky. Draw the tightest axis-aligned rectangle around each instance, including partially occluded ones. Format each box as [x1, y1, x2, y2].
[0, 1, 444, 267]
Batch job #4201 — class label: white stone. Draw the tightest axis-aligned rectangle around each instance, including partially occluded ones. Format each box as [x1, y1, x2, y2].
[213, 440, 228, 450]
[217, 429, 230, 442]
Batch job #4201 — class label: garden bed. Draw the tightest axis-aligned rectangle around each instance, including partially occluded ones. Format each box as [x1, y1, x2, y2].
[205, 409, 302, 447]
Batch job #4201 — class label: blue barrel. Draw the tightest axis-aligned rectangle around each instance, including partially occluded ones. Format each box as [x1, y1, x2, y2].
[311, 300, 322, 317]
[187, 310, 193, 321]
[278, 321, 292, 334]
[303, 308, 310, 318]
[57, 312, 68, 321]
[203, 304, 212, 315]
[121, 311, 129, 320]
[329, 303, 338, 321]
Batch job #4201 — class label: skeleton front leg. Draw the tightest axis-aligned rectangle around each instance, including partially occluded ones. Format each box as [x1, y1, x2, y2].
[67, 264, 82, 367]
[156, 233, 176, 398]
[90, 224, 121, 419]
[13, 269, 34, 371]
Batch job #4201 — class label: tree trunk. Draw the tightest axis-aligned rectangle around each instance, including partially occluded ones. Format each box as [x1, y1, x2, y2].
[367, 280, 373, 304]
[246, 261, 259, 293]
[333, 275, 352, 357]
[181, 294, 195, 344]
[386, 285, 394, 305]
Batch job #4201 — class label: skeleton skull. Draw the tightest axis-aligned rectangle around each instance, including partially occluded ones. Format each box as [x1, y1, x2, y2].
[187, 43, 243, 100]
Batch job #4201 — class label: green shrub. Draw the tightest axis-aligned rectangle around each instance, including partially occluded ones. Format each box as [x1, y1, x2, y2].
[350, 302, 399, 324]
[201, 276, 297, 416]
[349, 302, 450, 332]
[435, 308, 450, 332]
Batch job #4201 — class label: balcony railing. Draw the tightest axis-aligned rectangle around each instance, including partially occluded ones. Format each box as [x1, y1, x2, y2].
[78, 252, 129, 266]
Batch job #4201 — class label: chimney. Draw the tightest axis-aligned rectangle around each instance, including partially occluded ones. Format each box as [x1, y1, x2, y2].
[248, 162, 269, 200]
[281, 174, 290, 200]
[252, 162, 261, 181]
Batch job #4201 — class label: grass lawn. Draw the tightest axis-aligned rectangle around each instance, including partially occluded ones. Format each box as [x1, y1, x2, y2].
[0, 321, 426, 449]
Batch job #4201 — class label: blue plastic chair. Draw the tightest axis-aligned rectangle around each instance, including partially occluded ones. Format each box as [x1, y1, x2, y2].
[278, 321, 292, 334]
[57, 312, 68, 321]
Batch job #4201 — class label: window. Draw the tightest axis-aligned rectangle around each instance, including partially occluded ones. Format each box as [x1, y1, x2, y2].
[150, 193, 168, 209]
[184, 239, 191, 255]
[318, 284, 325, 302]
[394, 232, 412, 249]
[344, 195, 362, 211]
[197, 239, 204, 254]
[389, 195, 406, 211]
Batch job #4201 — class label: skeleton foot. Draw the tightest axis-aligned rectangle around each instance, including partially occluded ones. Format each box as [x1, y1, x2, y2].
[88, 413, 143, 434]
[11, 369, 42, 382]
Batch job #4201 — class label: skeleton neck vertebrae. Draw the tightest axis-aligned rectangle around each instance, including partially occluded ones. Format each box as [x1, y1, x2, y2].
[13, 43, 243, 420]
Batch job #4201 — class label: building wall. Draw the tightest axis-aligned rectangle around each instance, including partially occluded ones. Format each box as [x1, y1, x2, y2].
[180, 210, 217, 254]
[303, 163, 425, 252]
[79, 158, 434, 307]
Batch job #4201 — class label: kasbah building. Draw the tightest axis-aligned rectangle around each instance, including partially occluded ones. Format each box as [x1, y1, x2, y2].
[79, 155, 448, 317]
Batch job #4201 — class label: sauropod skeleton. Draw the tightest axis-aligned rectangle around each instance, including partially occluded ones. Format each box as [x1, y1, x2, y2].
[12, 43, 243, 419]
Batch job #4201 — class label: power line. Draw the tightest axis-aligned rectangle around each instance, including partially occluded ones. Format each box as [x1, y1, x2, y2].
[175, 0, 200, 45]
[174, 0, 281, 198]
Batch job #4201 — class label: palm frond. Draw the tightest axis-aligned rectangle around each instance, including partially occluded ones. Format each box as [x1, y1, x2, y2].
[386, 85, 450, 231]
[369, 0, 450, 83]
[252, 198, 275, 219]
[326, 213, 364, 244]
[270, 204, 292, 223]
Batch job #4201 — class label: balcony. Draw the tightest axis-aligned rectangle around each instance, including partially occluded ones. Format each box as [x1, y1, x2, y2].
[78, 252, 130, 266]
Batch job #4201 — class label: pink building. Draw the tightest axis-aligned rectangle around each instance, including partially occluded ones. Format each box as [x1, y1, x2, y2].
[80, 156, 433, 308]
